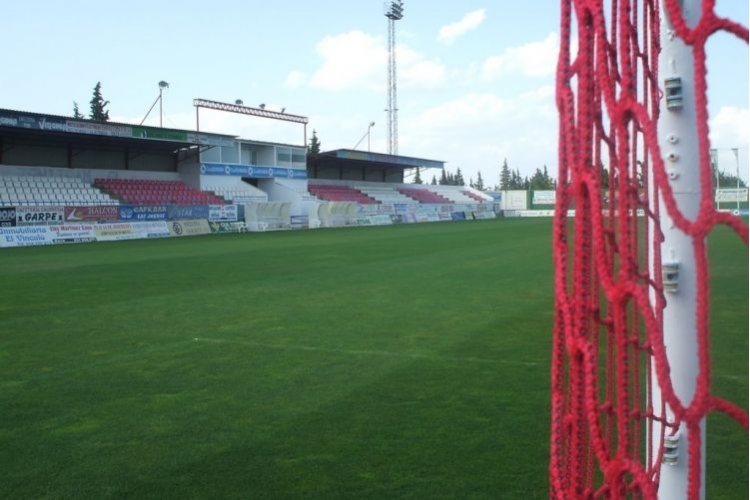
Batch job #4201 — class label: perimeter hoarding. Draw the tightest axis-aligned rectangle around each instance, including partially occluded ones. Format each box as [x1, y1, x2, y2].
[119, 205, 168, 221]
[47, 224, 97, 244]
[0, 207, 16, 227]
[167, 205, 210, 220]
[168, 219, 211, 237]
[16, 206, 65, 225]
[0, 226, 54, 247]
[65, 205, 120, 222]
[208, 204, 238, 222]
[0, 221, 173, 247]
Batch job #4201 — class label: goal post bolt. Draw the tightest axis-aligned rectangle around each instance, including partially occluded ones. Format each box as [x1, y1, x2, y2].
[663, 432, 681, 466]
[662, 261, 680, 293]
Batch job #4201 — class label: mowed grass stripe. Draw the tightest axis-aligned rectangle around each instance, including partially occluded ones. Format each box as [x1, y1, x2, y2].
[0, 218, 745, 499]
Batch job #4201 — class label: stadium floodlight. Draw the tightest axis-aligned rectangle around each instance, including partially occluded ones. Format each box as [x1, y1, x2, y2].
[384, 0, 404, 20]
[140, 80, 170, 127]
[352, 121, 376, 152]
[193, 98, 309, 146]
[158, 81, 169, 127]
[384, 0, 404, 155]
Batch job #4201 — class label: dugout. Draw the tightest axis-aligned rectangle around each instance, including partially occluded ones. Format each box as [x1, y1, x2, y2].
[308, 149, 444, 184]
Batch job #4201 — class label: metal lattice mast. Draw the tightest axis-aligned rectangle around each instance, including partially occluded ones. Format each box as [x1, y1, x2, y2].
[385, 1, 403, 156]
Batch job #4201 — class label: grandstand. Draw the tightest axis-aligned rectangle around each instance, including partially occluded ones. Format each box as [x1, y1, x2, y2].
[0, 172, 116, 206]
[93, 178, 225, 205]
[0, 105, 499, 244]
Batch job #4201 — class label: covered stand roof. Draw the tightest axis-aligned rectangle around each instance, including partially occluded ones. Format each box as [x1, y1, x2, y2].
[0, 108, 235, 158]
[307, 149, 443, 183]
[310, 149, 443, 171]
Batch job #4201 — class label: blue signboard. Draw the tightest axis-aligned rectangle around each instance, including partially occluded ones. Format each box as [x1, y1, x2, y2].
[199, 163, 307, 179]
[167, 205, 210, 220]
[0, 112, 67, 132]
[119, 205, 168, 221]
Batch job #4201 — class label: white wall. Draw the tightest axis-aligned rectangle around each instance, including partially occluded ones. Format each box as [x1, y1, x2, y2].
[177, 163, 201, 188]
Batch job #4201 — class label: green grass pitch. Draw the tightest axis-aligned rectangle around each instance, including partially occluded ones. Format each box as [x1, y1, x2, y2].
[0, 218, 746, 499]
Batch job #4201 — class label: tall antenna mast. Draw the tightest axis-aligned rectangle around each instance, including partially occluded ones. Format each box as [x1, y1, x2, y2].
[384, 0, 404, 156]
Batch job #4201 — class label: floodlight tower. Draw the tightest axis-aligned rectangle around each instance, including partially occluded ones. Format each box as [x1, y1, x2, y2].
[384, 0, 403, 156]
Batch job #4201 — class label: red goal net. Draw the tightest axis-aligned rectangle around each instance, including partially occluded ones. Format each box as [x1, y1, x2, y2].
[550, 0, 748, 498]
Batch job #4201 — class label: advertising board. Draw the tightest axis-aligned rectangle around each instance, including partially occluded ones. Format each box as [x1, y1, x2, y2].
[168, 219, 211, 237]
[532, 190, 556, 205]
[167, 205, 209, 220]
[208, 204, 238, 222]
[131, 221, 170, 238]
[65, 205, 120, 222]
[94, 222, 137, 241]
[0, 226, 54, 247]
[47, 224, 97, 243]
[119, 205, 168, 221]
[0, 207, 16, 227]
[16, 206, 65, 225]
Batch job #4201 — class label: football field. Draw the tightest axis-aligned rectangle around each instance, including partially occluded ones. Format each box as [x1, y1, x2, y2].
[1, 218, 746, 499]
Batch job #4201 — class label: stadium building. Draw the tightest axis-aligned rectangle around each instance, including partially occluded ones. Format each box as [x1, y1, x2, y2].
[0, 103, 499, 247]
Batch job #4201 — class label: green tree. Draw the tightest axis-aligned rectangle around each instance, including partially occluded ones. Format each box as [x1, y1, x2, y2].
[413, 168, 423, 184]
[440, 169, 456, 185]
[717, 170, 747, 188]
[73, 101, 84, 119]
[508, 169, 523, 190]
[542, 165, 554, 188]
[430, 175, 437, 185]
[89, 82, 110, 122]
[475, 171, 485, 191]
[499, 159, 511, 190]
[308, 129, 321, 155]
[455, 167, 465, 186]
[529, 166, 555, 190]
[529, 168, 547, 190]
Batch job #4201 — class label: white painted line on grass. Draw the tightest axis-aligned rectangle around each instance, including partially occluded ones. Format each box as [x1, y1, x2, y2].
[192, 336, 540, 367]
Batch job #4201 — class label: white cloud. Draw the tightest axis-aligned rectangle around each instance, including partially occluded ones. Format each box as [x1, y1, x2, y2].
[710, 105, 749, 181]
[402, 86, 558, 186]
[285, 70, 306, 89]
[398, 46, 447, 88]
[298, 30, 446, 91]
[710, 105, 749, 149]
[438, 9, 487, 45]
[482, 32, 559, 79]
[308, 31, 385, 91]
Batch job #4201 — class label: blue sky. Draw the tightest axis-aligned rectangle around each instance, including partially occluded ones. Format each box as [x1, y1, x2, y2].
[1, 1, 747, 186]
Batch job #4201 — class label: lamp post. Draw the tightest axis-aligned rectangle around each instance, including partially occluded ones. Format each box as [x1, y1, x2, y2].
[367, 121, 375, 152]
[158, 80, 169, 127]
[352, 121, 376, 152]
[732, 148, 740, 211]
[709, 148, 718, 208]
